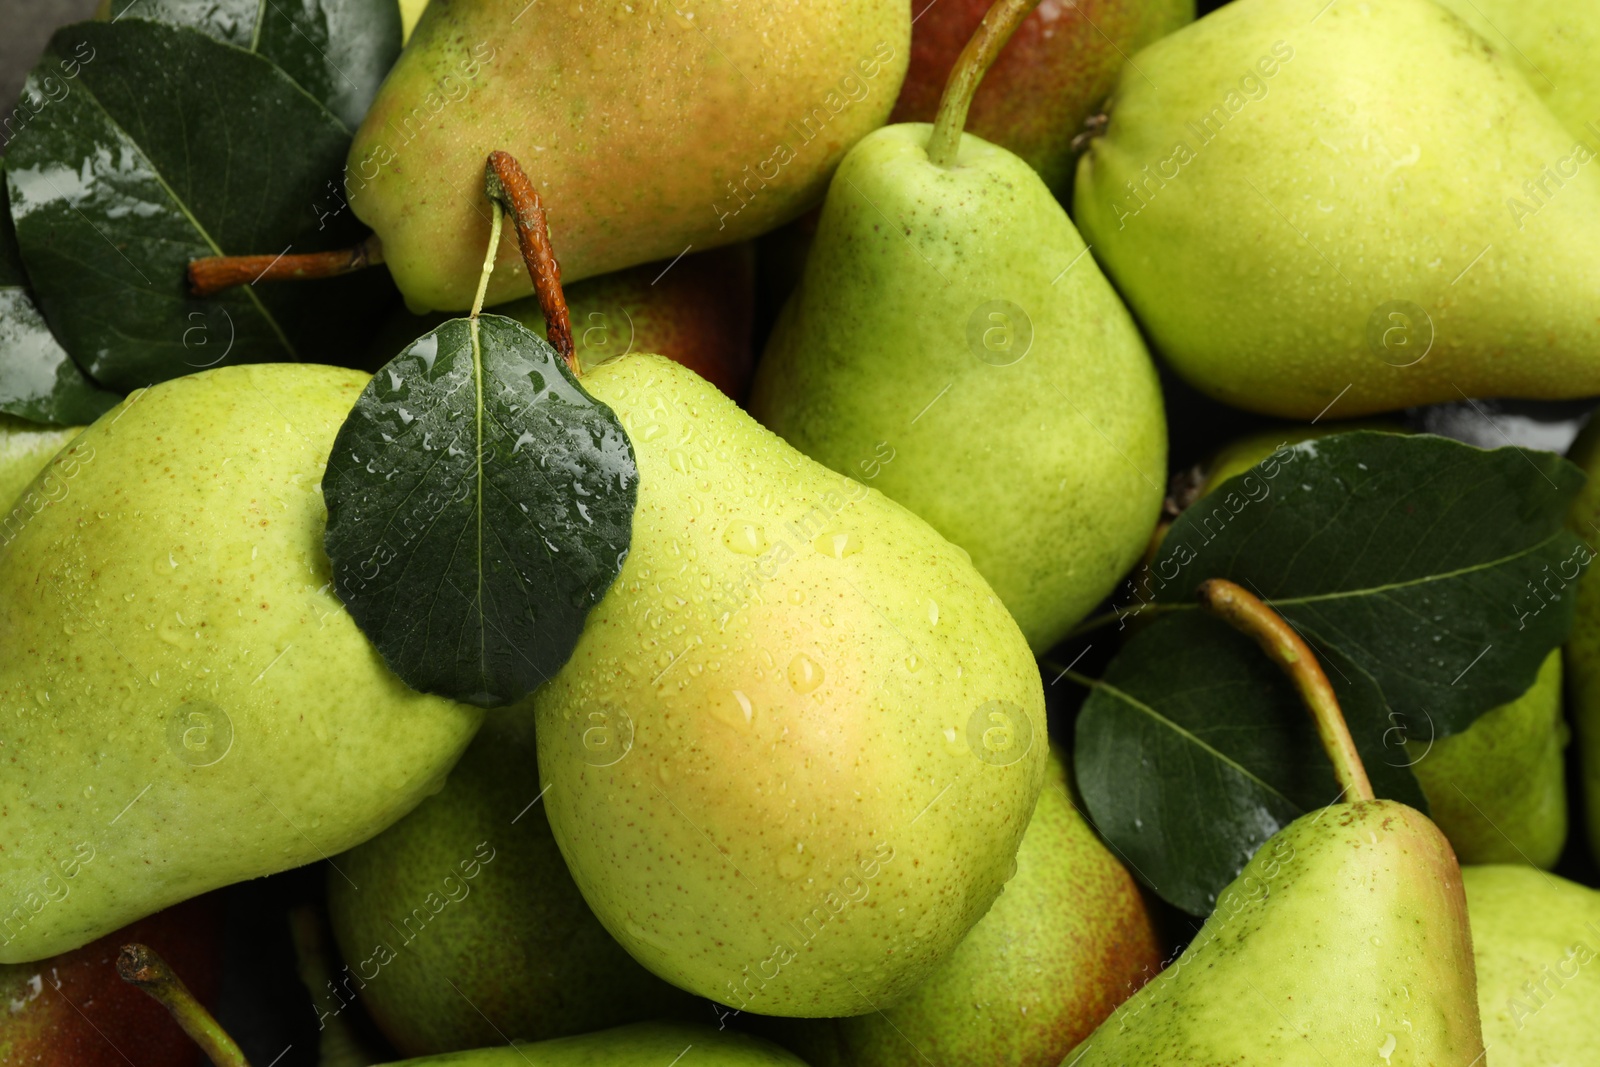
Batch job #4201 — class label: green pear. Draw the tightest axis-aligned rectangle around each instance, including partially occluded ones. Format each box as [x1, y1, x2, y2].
[348, 0, 908, 311]
[534, 354, 1047, 1018]
[763, 749, 1163, 1066]
[0, 416, 80, 511]
[749, 123, 1166, 652]
[1074, 0, 1600, 418]
[1462, 865, 1600, 1065]
[1433, 0, 1600, 139]
[1066, 800, 1484, 1064]
[326, 714, 698, 1057]
[1564, 413, 1600, 863]
[1409, 651, 1567, 868]
[0, 364, 483, 963]
[375, 1022, 806, 1066]
[889, 0, 1193, 192]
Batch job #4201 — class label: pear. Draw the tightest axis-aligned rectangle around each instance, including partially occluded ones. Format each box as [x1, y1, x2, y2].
[1434, 0, 1600, 139]
[1065, 800, 1483, 1064]
[397, 0, 428, 43]
[1462, 865, 1600, 1065]
[763, 749, 1162, 1066]
[1195, 427, 1569, 867]
[1564, 412, 1600, 863]
[326, 713, 698, 1057]
[0, 364, 483, 963]
[1074, 0, 1600, 418]
[1409, 651, 1567, 868]
[337, 1022, 808, 1067]
[348, 0, 909, 311]
[534, 354, 1047, 1018]
[890, 0, 1193, 192]
[750, 12, 1166, 652]
[0, 415, 80, 512]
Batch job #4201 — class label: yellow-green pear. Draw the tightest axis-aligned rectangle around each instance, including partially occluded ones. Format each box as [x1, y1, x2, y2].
[1066, 800, 1485, 1065]
[764, 750, 1162, 1066]
[1462, 865, 1600, 1066]
[0, 416, 80, 511]
[1074, 0, 1600, 418]
[534, 354, 1047, 1018]
[397, 0, 428, 43]
[0, 365, 483, 963]
[348, 0, 909, 311]
[750, 114, 1165, 653]
[375, 1022, 806, 1066]
[1408, 652, 1567, 868]
[327, 714, 697, 1057]
[1564, 412, 1600, 863]
[1434, 0, 1600, 139]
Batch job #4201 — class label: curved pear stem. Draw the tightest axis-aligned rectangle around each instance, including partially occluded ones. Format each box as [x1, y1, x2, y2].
[1196, 579, 1376, 803]
[117, 943, 252, 1067]
[925, 0, 1043, 168]
[484, 150, 577, 374]
[187, 233, 384, 296]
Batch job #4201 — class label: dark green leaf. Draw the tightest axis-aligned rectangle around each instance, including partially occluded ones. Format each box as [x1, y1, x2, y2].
[104, 0, 401, 129]
[0, 160, 119, 425]
[1075, 609, 1428, 915]
[1137, 431, 1585, 735]
[323, 314, 637, 708]
[4, 20, 394, 393]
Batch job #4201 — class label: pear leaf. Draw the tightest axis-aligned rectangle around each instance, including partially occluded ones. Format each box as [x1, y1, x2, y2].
[1134, 431, 1585, 736]
[1074, 609, 1429, 916]
[3, 20, 394, 394]
[103, 0, 400, 129]
[0, 161, 118, 426]
[323, 315, 637, 708]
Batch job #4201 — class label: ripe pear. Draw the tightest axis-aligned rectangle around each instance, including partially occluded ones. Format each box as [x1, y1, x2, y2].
[1462, 865, 1600, 1065]
[348, 0, 909, 311]
[1408, 651, 1567, 868]
[749, 123, 1166, 653]
[0, 894, 223, 1066]
[762, 749, 1162, 1066]
[0, 364, 483, 963]
[534, 354, 1047, 1018]
[1565, 412, 1600, 863]
[1074, 0, 1600, 418]
[1433, 0, 1599, 139]
[0, 416, 80, 511]
[369, 1022, 806, 1066]
[326, 713, 697, 1057]
[890, 0, 1194, 192]
[1066, 800, 1484, 1064]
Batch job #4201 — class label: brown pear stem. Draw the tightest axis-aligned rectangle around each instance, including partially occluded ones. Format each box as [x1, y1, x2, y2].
[1196, 579, 1376, 803]
[484, 150, 577, 374]
[117, 943, 252, 1067]
[187, 233, 384, 296]
[926, 0, 1043, 167]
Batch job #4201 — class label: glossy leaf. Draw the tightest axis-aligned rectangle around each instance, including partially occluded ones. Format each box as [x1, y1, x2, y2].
[1075, 609, 1429, 915]
[1137, 431, 1585, 735]
[4, 20, 393, 393]
[104, 0, 400, 129]
[323, 315, 637, 708]
[0, 160, 118, 425]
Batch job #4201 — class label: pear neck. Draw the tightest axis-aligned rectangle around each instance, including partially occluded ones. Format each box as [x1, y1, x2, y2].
[926, 0, 1044, 168]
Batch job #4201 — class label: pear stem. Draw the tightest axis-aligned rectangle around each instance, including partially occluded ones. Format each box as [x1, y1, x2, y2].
[925, 0, 1043, 168]
[484, 150, 578, 375]
[1196, 579, 1376, 803]
[187, 234, 384, 297]
[117, 943, 252, 1067]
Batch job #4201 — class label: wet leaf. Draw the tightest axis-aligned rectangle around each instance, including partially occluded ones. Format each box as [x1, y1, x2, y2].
[323, 315, 637, 707]
[103, 0, 401, 129]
